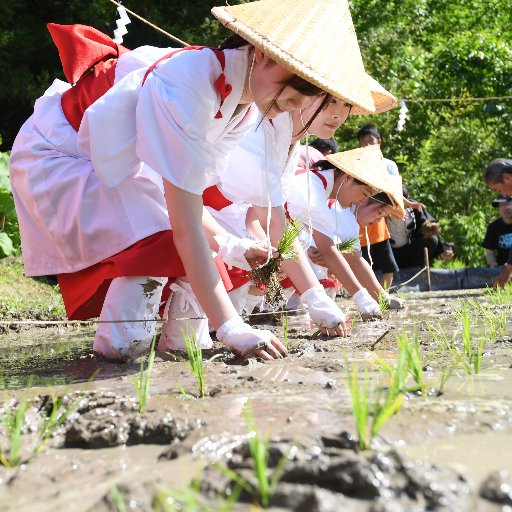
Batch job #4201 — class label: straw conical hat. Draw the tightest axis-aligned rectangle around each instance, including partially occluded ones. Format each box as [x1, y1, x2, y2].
[212, 0, 375, 114]
[325, 145, 389, 192]
[351, 75, 397, 115]
[379, 174, 405, 218]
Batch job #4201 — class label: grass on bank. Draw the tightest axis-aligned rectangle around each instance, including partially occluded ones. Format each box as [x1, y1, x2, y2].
[0, 256, 66, 321]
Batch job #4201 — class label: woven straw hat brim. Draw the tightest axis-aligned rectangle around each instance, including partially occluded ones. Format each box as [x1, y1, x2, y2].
[350, 75, 397, 115]
[380, 174, 405, 218]
[212, 0, 375, 113]
[325, 145, 389, 194]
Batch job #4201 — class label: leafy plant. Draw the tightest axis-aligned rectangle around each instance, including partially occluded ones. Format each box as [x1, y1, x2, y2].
[0, 152, 18, 258]
[131, 336, 157, 413]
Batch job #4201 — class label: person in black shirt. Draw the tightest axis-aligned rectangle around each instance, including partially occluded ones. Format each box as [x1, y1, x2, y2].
[484, 158, 512, 286]
[483, 195, 512, 267]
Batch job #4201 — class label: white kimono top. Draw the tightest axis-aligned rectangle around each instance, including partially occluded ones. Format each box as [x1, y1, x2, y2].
[9, 46, 253, 276]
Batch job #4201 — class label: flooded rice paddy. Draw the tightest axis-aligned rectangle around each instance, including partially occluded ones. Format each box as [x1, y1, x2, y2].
[0, 289, 511, 511]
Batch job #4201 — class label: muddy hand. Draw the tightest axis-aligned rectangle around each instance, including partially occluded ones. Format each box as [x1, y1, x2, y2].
[301, 285, 349, 338]
[216, 316, 287, 359]
[320, 319, 351, 337]
[245, 241, 278, 269]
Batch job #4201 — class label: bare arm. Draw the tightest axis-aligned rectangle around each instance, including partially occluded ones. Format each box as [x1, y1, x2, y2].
[164, 181, 238, 330]
[313, 230, 363, 296]
[343, 250, 384, 301]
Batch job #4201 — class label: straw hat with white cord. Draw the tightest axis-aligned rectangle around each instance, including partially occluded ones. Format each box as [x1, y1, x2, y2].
[212, 0, 376, 114]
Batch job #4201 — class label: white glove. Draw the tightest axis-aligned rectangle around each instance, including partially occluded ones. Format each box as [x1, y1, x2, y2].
[216, 316, 274, 358]
[381, 291, 406, 310]
[352, 288, 382, 319]
[301, 285, 346, 328]
[214, 234, 254, 271]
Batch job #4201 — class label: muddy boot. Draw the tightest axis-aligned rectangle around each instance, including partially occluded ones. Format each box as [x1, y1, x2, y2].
[93, 276, 167, 363]
[158, 280, 213, 351]
[228, 281, 251, 315]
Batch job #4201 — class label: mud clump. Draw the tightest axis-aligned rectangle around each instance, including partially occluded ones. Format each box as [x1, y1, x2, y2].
[480, 470, 512, 504]
[65, 394, 193, 449]
[200, 435, 470, 511]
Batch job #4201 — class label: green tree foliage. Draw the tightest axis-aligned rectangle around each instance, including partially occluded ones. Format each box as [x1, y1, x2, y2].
[0, 0, 510, 265]
[336, 0, 512, 265]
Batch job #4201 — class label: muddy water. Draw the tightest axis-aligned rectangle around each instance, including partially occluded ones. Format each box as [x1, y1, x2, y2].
[0, 289, 511, 511]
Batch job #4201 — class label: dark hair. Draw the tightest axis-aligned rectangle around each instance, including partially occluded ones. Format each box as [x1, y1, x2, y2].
[484, 158, 512, 185]
[310, 137, 339, 155]
[357, 123, 381, 142]
[314, 160, 365, 185]
[369, 192, 393, 206]
[219, 34, 328, 136]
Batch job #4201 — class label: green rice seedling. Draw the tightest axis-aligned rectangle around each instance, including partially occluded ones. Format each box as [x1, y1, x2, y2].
[216, 404, 289, 508]
[377, 291, 389, 314]
[282, 311, 289, 349]
[183, 327, 207, 398]
[458, 302, 485, 374]
[36, 392, 84, 456]
[243, 405, 288, 508]
[153, 478, 241, 512]
[425, 322, 456, 355]
[484, 282, 512, 307]
[367, 342, 409, 395]
[397, 331, 426, 394]
[345, 364, 404, 451]
[251, 220, 301, 307]
[1, 390, 84, 467]
[0, 396, 28, 467]
[110, 484, 127, 512]
[436, 364, 457, 395]
[177, 327, 222, 398]
[130, 336, 157, 413]
[336, 234, 360, 254]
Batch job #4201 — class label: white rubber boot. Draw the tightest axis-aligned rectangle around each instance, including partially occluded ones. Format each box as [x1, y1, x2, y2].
[158, 280, 213, 351]
[228, 281, 252, 315]
[93, 276, 167, 362]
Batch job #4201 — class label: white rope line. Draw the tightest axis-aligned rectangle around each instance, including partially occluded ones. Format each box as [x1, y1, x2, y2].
[107, 0, 190, 47]
[389, 266, 428, 291]
[0, 307, 309, 326]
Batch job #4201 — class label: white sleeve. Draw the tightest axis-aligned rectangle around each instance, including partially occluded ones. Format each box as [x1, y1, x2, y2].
[135, 50, 225, 195]
[332, 207, 361, 250]
[220, 114, 293, 207]
[287, 172, 336, 238]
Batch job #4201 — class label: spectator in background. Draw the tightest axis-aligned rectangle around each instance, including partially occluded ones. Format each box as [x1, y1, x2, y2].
[482, 195, 512, 268]
[357, 124, 399, 288]
[388, 187, 455, 267]
[484, 158, 512, 286]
